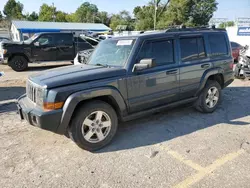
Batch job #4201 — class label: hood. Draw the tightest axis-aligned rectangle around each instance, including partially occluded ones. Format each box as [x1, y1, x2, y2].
[2, 41, 25, 47]
[29, 64, 127, 89]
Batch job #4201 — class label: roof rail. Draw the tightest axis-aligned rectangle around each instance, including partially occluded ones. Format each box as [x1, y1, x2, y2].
[165, 25, 226, 32]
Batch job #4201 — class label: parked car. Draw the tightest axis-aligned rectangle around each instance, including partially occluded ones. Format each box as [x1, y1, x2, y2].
[74, 36, 99, 65]
[17, 26, 234, 151]
[231, 41, 243, 62]
[0, 32, 95, 71]
[74, 49, 94, 65]
[234, 45, 250, 79]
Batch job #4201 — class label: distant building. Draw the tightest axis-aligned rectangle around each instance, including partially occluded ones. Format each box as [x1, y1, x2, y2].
[226, 18, 250, 46]
[11, 20, 112, 41]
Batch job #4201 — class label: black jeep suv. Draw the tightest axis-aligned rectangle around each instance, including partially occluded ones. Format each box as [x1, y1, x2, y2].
[17, 27, 234, 151]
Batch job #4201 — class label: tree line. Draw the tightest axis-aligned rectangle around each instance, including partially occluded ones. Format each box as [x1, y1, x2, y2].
[1, 0, 227, 31]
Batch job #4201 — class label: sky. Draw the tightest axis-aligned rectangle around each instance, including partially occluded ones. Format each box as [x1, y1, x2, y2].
[0, 0, 250, 21]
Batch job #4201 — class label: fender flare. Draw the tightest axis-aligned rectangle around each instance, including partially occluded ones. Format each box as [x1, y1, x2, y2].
[56, 87, 127, 134]
[195, 68, 224, 96]
[8, 53, 30, 62]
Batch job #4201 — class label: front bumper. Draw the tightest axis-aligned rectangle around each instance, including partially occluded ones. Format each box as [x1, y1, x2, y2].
[17, 95, 63, 134]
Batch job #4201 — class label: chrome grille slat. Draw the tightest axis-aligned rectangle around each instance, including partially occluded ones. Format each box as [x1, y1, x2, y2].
[27, 80, 37, 103]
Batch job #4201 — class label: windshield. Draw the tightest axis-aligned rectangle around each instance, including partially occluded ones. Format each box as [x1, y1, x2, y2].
[24, 34, 39, 44]
[87, 39, 135, 67]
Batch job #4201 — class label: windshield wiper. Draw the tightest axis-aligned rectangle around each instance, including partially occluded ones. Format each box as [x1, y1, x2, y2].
[95, 63, 110, 68]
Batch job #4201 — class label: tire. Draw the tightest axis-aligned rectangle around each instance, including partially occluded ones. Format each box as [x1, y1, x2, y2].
[68, 100, 118, 151]
[194, 80, 221, 113]
[9, 56, 28, 71]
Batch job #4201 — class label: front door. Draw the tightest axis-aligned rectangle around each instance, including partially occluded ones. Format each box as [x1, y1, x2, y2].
[32, 34, 57, 61]
[127, 38, 180, 113]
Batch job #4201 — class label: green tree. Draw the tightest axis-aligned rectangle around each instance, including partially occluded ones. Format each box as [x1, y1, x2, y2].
[3, 0, 24, 19]
[110, 10, 134, 31]
[74, 2, 98, 22]
[133, 0, 171, 30]
[26, 11, 38, 21]
[38, 4, 56, 21]
[97, 11, 110, 25]
[188, 0, 218, 26]
[0, 11, 3, 21]
[218, 21, 235, 28]
[66, 13, 77, 22]
[56, 11, 67, 22]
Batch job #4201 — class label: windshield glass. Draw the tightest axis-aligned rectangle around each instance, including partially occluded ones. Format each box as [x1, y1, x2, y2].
[87, 39, 135, 67]
[24, 34, 39, 44]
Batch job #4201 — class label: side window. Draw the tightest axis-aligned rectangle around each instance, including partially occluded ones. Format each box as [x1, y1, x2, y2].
[37, 35, 54, 45]
[180, 37, 206, 62]
[138, 39, 175, 66]
[209, 34, 228, 57]
[56, 34, 73, 45]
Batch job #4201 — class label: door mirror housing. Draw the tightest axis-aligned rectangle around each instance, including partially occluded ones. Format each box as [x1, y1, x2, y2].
[34, 41, 40, 46]
[132, 58, 156, 72]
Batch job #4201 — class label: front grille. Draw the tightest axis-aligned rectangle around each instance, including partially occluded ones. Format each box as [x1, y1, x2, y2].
[27, 81, 37, 103]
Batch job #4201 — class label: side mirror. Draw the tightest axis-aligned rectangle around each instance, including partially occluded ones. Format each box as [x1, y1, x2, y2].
[132, 58, 156, 72]
[34, 41, 40, 46]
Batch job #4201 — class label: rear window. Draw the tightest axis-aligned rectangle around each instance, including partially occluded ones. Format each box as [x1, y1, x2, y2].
[209, 34, 228, 57]
[56, 34, 73, 45]
[180, 37, 206, 62]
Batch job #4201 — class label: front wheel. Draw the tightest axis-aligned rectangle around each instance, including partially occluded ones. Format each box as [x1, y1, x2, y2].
[68, 101, 118, 151]
[195, 80, 221, 113]
[9, 56, 28, 71]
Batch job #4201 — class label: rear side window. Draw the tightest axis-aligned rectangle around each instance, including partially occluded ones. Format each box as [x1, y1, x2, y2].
[138, 39, 175, 66]
[209, 34, 228, 57]
[56, 34, 73, 45]
[180, 37, 206, 62]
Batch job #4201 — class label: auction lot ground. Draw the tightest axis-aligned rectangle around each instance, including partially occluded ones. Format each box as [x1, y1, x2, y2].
[1, 62, 250, 188]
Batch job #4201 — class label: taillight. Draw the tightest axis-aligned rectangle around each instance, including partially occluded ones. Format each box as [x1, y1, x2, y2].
[229, 62, 234, 70]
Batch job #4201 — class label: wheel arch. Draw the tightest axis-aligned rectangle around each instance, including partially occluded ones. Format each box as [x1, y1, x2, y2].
[196, 68, 224, 96]
[8, 53, 30, 63]
[57, 87, 128, 134]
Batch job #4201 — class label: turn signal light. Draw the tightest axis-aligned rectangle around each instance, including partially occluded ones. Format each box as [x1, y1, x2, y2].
[43, 102, 64, 111]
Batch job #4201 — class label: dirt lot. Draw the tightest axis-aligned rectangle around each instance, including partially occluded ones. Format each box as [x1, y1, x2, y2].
[1, 63, 250, 188]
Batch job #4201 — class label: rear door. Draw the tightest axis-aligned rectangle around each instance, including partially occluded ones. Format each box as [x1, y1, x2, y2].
[178, 35, 211, 99]
[127, 37, 180, 113]
[56, 34, 74, 61]
[32, 34, 57, 61]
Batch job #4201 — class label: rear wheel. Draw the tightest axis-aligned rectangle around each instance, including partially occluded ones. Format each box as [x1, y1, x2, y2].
[195, 80, 221, 113]
[9, 56, 28, 71]
[68, 101, 118, 151]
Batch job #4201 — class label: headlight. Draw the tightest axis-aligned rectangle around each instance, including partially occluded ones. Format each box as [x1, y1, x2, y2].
[36, 87, 45, 107]
[2, 49, 7, 54]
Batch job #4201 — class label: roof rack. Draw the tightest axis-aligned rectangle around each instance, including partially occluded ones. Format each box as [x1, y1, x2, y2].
[165, 25, 226, 32]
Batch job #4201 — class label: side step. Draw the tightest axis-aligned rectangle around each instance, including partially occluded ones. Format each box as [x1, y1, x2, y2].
[122, 97, 198, 122]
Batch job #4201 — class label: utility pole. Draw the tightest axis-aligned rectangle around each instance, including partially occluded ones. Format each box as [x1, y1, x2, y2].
[52, 3, 56, 22]
[154, 0, 158, 30]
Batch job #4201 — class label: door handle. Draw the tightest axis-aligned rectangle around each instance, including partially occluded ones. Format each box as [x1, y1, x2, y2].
[201, 64, 210, 69]
[166, 69, 178, 75]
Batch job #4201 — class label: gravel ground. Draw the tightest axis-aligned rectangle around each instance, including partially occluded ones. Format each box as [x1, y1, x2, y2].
[0, 63, 250, 188]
